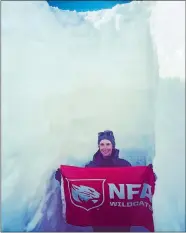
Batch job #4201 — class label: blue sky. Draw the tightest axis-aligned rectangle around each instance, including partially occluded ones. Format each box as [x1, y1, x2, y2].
[47, 1, 132, 12]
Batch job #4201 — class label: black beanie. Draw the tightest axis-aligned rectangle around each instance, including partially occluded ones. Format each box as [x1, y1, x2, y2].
[98, 130, 115, 148]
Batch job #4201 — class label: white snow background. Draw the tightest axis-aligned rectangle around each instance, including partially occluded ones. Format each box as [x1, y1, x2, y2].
[1, 1, 185, 231]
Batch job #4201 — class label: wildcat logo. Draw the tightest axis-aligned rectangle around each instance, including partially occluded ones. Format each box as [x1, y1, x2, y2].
[71, 184, 100, 203]
[66, 178, 106, 211]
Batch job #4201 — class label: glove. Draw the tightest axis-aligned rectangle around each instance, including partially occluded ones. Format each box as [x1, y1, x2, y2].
[148, 164, 157, 181]
[55, 168, 61, 185]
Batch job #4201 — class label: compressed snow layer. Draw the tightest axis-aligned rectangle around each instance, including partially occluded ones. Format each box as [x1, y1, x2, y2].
[1, 1, 185, 231]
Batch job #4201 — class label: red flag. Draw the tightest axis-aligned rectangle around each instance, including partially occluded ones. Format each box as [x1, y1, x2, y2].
[60, 165, 155, 232]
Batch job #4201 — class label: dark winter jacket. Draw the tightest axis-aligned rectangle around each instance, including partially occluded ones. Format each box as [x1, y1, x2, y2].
[85, 149, 131, 168]
[85, 149, 131, 232]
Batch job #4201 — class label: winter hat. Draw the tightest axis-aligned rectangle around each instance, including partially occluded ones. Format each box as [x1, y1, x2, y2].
[98, 130, 116, 148]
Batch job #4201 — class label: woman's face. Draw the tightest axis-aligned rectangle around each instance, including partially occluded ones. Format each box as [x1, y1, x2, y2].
[99, 139, 113, 157]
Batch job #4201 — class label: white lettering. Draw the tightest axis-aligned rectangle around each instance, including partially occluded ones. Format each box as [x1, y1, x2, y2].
[127, 202, 133, 207]
[109, 201, 153, 211]
[108, 183, 125, 199]
[118, 202, 121, 207]
[121, 202, 126, 207]
[133, 202, 139, 206]
[144, 202, 148, 207]
[126, 184, 141, 200]
[149, 204, 152, 211]
[110, 202, 118, 207]
[139, 201, 145, 206]
[108, 183, 152, 202]
[140, 183, 152, 203]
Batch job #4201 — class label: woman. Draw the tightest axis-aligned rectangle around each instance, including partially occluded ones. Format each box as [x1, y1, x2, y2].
[85, 130, 131, 232]
[54, 130, 131, 232]
[85, 130, 131, 168]
[27, 130, 131, 232]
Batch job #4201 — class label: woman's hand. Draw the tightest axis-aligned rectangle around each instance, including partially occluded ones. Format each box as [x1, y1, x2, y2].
[55, 168, 61, 184]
